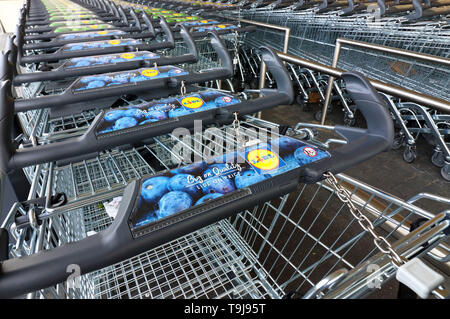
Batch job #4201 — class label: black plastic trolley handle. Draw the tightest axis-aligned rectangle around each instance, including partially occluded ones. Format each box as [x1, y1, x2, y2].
[0, 71, 393, 298]
[17, 17, 175, 65]
[13, 24, 196, 84]
[22, 10, 157, 51]
[12, 31, 230, 113]
[0, 45, 293, 171]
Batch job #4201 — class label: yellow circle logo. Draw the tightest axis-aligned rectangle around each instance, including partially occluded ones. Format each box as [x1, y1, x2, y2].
[97, 31, 108, 35]
[108, 40, 121, 45]
[89, 25, 99, 29]
[181, 96, 204, 109]
[247, 149, 279, 171]
[120, 53, 135, 59]
[217, 24, 226, 29]
[200, 20, 208, 23]
[141, 69, 159, 77]
[186, 17, 193, 20]
[81, 20, 89, 24]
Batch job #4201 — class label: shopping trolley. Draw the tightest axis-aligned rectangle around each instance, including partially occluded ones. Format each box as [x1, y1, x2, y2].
[0, 67, 403, 297]
[2, 109, 449, 299]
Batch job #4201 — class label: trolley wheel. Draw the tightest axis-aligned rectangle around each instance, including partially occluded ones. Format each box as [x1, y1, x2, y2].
[441, 164, 450, 182]
[392, 134, 404, 150]
[314, 111, 323, 122]
[431, 151, 445, 168]
[403, 145, 417, 163]
[343, 113, 356, 127]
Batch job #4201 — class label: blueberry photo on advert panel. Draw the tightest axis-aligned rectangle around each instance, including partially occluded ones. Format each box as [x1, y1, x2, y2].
[130, 137, 330, 230]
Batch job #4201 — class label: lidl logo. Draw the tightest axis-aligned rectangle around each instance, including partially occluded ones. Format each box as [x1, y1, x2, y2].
[303, 147, 317, 157]
[180, 96, 204, 109]
[247, 149, 281, 171]
[141, 69, 159, 77]
[108, 40, 121, 45]
[217, 24, 226, 29]
[120, 53, 135, 59]
[97, 31, 108, 35]
[89, 25, 99, 29]
[200, 20, 209, 23]
[81, 20, 89, 24]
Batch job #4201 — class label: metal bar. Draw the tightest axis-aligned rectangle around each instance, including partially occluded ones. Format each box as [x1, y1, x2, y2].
[226, 17, 290, 119]
[320, 38, 450, 124]
[276, 51, 450, 115]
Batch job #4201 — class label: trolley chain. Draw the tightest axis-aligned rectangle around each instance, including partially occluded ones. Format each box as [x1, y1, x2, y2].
[323, 172, 407, 268]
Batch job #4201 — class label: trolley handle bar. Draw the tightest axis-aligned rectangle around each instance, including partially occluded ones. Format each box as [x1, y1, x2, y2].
[13, 24, 194, 84]
[0, 72, 392, 298]
[0, 46, 293, 171]
[12, 31, 230, 113]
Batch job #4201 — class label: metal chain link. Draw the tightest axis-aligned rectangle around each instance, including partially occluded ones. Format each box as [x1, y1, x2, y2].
[180, 80, 186, 95]
[323, 172, 407, 267]
[233, 112, 244, 148]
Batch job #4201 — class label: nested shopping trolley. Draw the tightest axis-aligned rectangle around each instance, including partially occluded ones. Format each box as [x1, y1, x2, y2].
[1, 73, 449, 298]
[2, 114, 449, 299]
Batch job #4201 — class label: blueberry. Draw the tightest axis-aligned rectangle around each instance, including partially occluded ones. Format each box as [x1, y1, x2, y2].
[141, 176, 170, 204]
[103, 110, 125, 122]
[94, 57, 112, 65]
[148, 104, 172, 112]
[110, 58, 126, 63]
[168, 174, 202, 198]
[80, 75, 110, 83]
[86, 80, 105, 89]
[74, 60, 91, 67]
[111, 74, 130, 84]
[171, 162, 208, 175]
[113, 116, 138, 130]
[195, 193, 223, 205]
[271, 137, 304, 154]
[157, 191, 193, 218]
[123, 108, 146, 120]
[202, 174, 235, 195]
[234, 169, 268, 189]
[144, 110, 168, 121]
[294, 146, 328, 165]
[130, 75, 148, 83]
[168, 107, 194, 118]
[67, 45, 83, 51]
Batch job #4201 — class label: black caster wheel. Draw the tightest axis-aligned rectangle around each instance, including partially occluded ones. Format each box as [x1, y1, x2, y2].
[431, 151, 445, 168]
[403, 145, 417, 163]
[343, 113, 356, 126]
[441, 164, 450, 182]
[392, 133, 405, 150]
[314, 111, 323, 122]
